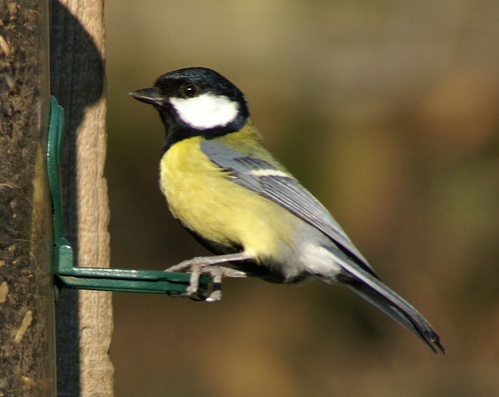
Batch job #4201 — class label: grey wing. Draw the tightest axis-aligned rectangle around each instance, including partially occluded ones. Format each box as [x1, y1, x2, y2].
[201, 140, 377, 277]
[202, 140, 446, 353]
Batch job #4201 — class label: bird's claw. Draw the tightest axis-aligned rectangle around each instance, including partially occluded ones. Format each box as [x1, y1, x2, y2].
[167, 257, 246, 301]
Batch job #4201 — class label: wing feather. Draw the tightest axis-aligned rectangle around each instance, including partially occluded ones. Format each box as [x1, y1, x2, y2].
[201, 140, 376, 276]
[202, 140, 445, 353]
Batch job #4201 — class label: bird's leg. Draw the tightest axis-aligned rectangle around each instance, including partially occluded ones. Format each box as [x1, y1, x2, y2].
[166, 253, 250, 301]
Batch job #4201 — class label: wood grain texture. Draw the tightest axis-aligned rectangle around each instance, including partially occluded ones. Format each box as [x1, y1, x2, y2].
[50, 0, 114, 395]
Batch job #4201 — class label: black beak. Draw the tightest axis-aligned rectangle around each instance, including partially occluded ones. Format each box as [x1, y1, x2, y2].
[129, 87, 164, 106]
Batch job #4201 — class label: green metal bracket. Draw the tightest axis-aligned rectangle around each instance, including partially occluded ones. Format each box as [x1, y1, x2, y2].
[48, 96, 208, 297]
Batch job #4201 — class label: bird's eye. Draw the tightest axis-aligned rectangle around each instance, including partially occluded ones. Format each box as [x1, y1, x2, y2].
[181, 84, 199, 98]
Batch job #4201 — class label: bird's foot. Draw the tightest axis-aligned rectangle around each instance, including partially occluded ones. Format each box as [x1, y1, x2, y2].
[166, 254, 248, 302]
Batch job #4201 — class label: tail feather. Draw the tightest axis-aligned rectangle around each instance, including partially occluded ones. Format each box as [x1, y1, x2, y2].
[339, 270, 445, 353]
[346, 276, 444, 353]
[325, 243, 444, 353]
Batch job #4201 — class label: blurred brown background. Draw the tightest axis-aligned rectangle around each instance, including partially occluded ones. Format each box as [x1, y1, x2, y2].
[104, 1, 499, 396]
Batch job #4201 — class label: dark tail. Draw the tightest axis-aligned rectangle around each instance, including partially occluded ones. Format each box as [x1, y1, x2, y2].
[339, 270, 445, 354]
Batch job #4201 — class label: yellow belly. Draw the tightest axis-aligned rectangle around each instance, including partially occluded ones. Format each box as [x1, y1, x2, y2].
[160, 136, 295, 258]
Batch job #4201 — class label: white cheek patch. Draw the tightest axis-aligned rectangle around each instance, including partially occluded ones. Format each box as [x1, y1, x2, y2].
[169, 93, 239, 130]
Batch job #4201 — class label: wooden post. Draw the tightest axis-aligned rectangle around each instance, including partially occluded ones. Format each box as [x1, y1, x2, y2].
[0, 0, 57, 395]
[50, 0, 114, 395]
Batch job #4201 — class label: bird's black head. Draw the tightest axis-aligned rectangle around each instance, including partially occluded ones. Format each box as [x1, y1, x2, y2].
[130, 67, 250, 148]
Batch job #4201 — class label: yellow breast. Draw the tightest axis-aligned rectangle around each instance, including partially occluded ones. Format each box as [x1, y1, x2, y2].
[159, 135, 295, 258]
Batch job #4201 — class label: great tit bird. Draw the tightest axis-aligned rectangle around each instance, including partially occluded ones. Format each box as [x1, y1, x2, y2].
[130, 67, 444, 353]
